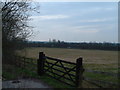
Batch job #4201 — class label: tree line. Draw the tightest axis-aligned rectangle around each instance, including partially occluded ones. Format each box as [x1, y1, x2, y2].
[25, 40, 120, 51]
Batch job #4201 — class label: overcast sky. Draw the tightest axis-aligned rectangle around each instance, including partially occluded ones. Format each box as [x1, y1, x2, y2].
[28, 2, 118, 43]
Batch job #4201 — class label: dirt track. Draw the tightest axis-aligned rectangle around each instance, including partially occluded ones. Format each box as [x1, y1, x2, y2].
[2, 78, 53, 89]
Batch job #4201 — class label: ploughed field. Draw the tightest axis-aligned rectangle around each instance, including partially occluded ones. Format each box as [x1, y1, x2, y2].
[16, 47, 118, 73]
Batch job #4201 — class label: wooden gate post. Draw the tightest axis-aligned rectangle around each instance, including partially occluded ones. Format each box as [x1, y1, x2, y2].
[76, 57, 84, 88]
[37, 52, 45, 76]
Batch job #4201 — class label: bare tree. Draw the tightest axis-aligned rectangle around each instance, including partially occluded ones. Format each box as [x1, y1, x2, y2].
[2, 0, 40, 63]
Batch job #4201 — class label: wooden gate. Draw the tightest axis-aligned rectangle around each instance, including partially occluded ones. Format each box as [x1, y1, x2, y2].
[37, 52, 84, 87]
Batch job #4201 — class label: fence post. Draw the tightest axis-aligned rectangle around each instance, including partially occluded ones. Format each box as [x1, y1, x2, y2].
[76, 57, 84, 88]
[37, 52, 45, 76]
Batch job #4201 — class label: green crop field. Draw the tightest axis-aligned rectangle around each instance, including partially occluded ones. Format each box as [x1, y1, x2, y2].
[16, 47, 119, 73]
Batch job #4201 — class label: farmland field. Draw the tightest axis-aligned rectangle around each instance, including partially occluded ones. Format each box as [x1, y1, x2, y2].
[16, 47, 118, 73]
